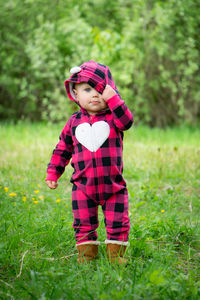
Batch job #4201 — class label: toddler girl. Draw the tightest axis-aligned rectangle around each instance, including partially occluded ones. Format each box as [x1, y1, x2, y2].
[46, 60, 133, 263]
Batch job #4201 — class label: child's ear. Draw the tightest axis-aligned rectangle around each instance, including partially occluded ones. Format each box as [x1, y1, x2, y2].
[73, 89, 78, 98]
[73, 88, 78, 97]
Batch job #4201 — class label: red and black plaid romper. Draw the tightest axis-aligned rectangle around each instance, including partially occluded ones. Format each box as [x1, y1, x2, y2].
[46, 61, 133, 244]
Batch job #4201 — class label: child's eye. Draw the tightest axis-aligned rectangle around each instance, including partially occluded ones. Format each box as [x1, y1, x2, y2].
[84, 88, 91, 92]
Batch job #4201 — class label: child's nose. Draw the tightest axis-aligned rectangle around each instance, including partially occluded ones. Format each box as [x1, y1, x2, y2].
[92, 89, 99, 97]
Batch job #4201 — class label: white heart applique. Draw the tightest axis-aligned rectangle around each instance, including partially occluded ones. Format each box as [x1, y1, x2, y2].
[75, 121, 110, 152]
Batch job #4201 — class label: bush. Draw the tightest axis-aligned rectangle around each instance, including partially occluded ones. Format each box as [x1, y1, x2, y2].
[0, 0, 200, 126]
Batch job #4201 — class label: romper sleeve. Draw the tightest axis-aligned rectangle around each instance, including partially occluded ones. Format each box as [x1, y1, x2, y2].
[106, 94, 134, 131]
[46, 119, 73, 182]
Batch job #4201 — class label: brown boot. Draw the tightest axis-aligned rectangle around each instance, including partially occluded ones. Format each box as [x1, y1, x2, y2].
[76, 242, 99, 263]
[106, 242, 128, 264]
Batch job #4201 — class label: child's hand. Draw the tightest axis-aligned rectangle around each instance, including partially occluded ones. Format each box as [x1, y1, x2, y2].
[46, 180, 58, 189]
[102, 85, 116, 102]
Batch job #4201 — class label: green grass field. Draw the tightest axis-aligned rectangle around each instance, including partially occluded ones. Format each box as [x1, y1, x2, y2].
[0, 122, 199, 299]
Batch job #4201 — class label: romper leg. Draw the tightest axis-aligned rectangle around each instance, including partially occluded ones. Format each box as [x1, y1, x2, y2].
[102, 189, 130, 242]
[72, 185, 99, 244]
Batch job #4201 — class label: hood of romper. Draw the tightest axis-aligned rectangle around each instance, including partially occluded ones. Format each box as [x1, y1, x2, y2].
[64, 60, 121, 105]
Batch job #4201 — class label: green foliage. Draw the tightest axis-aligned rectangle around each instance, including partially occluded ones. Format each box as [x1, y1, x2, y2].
[0, 0, 200, 126]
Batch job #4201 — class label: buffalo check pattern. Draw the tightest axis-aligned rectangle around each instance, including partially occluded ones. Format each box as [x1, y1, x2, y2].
[72, 186, 130, 244]
[46, 61, 133, 244]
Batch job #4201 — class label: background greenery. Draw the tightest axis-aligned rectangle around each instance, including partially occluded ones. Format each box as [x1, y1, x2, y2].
[0, 123, 199, 299]
[1, 0, 200, 126]
[1, 2, 199, 298]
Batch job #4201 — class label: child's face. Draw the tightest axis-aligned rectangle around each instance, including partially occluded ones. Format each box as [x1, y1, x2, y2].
[73, 82, 108, 115]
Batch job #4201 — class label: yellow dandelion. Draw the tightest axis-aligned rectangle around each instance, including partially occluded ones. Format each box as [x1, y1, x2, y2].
[32, 197, 36, 201]
[161, 209, 165, 213]
[9, 192, 17, 197]
[4, 187, 8, 192]
[22, 196, 27, 202]
[56, 199, 61, 203]
[34, 200, 39, 204]
[39, 196, 44, 200]
[34, 190, 40, 194]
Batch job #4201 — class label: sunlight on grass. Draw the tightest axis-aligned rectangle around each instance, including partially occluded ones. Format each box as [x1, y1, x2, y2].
[0, 123, 199, 299]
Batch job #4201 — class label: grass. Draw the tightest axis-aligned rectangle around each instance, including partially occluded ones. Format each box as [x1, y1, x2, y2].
[0, 122, 199, 299]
